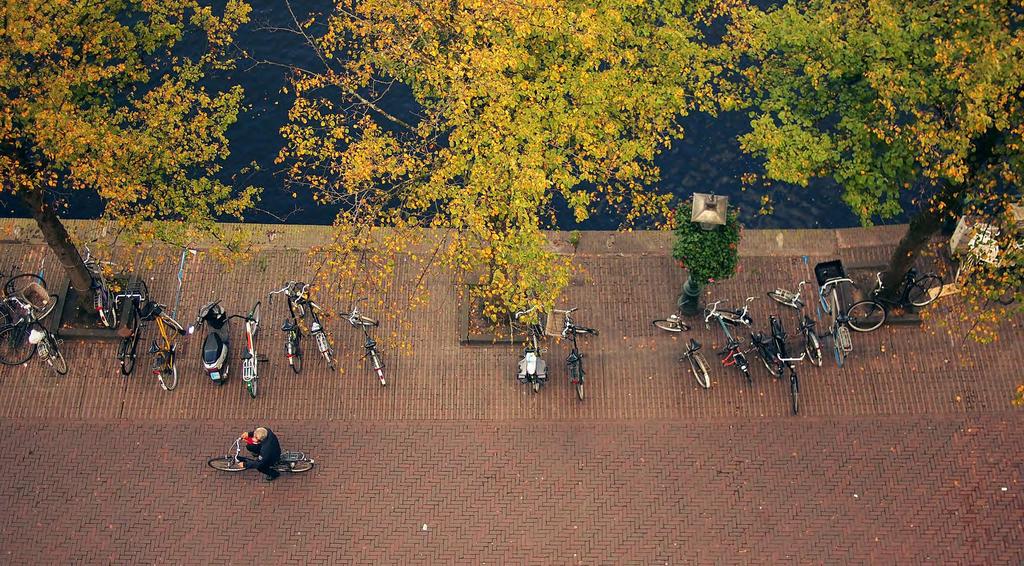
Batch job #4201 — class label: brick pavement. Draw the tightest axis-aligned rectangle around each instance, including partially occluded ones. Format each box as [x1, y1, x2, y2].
[0, 221, 1019, 421]
[0, 416, 1021, 564]
[0, 220, 1022, 563]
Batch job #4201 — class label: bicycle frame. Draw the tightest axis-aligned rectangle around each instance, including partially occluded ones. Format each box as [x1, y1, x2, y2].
[704, 300, 752, 383]
[82, 246, 118, 328]
[234, 302, 262, 397]
[271, 281, 334, 370]
[818, 278, 854, 367]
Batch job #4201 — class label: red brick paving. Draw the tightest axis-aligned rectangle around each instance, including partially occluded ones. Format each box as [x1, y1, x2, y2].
[0, 220, 1022, 563]
[1, 416, 1021, 564]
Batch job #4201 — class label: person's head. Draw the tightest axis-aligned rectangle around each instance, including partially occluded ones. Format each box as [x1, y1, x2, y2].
[253, 427, 268, 441]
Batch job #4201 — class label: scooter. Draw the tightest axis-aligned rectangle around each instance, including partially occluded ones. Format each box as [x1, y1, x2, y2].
[188, 300, 231, 384]
[513, 307, 547, 392]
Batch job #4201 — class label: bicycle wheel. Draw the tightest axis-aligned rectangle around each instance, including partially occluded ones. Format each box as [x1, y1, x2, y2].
[277, 458, 314, 473]
[370, 351, 386, 386]
[575, 326, 599, 336]
[767, 290, 796, 309]
[0, 323, 35, 365]
[734, 352, 752, 386]
[804, 330, 823, 367]
[118, 311, 140, 376]
[847, 300, 886, 332]
[908, 275, 943, 307]
[755, 344, 782, 378]
[288, 333, 302, 374]
[831, 328, 845, 368]
[532, 381, 540, 393]
[246, 376, 257, 399]
[207, 457, 246, 472]
[4, 273, 45, 297]
[689, 352, 712, 389]
[118, 337, 137, 376]
[95, 287, 117, 329]
[250, 301, 261, 337]
[790, 373, 799, 415]
[47, 342, 68, 376]
[160, 353, 178, 391]
[652, 319, 687, 332]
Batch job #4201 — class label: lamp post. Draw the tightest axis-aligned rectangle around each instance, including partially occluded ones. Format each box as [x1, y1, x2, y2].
[678, 193, 729, 316]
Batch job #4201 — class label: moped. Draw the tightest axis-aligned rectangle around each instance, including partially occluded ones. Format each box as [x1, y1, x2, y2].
[189, 300, 231, 384]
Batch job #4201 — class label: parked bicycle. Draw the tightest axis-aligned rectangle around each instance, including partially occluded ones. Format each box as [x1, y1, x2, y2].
[767, 280, 808, 310]
[845, 269, 944, 332]
[115, 279, 150, 376]
[0, 275, 62, 372]
[558, 307, 598, 401]
[680, 338, 712, 389]
[231, 301, 264, 398]
[341, 298, 386, 387]
[513, 306, 547, 392]
[818, 277, 855, 368]
[704, 297, 755, 385]
[82, 246, 119, 328]
[269, 282, 304, 374]
[652, 311, 692, 333]
[138, 298, 187, 391]
[270, 280, 333, 368]
[750, 327, 782, 378]
[207, 435, 315, 474]
[764, 279, 823, 367]
[288, 282, 336, 371]
[769, 315, 807, 415]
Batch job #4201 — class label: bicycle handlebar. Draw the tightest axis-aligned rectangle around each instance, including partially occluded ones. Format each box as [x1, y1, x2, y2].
[513, 305, 539, 320]
[777, 352, 806, 363]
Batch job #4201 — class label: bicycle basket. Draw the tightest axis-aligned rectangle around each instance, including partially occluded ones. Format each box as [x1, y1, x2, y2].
[814, 260, 847, 288]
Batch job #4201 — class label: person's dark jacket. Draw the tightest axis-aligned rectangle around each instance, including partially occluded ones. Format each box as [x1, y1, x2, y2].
[243, 428, 282, 469]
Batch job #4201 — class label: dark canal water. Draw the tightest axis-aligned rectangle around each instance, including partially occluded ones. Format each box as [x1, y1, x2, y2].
[2, 3, 909, 230]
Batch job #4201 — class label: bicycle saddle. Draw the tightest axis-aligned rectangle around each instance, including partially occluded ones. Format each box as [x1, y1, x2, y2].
[689, 338, 701, 351]
[282, 319, 296, 332]
[138, 300, 162, 321]
[364, 337, 377, 349]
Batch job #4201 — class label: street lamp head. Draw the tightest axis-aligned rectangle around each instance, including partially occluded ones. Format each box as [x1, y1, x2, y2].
[692, 193, 729, 230]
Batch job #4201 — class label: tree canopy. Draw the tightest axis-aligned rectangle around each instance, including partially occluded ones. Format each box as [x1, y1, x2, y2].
[725, 0, 1024, 337]
[279, 0, 722, 318]
[0, 0, 257, 292]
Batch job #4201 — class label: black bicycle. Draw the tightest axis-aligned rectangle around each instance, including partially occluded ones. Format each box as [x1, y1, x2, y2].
[115, 279, 150, 376]
[559, 308, 598, 401]
[769, 315, 806, 415]
[750, 328, 782, 378]
[846, 269, 944, 332]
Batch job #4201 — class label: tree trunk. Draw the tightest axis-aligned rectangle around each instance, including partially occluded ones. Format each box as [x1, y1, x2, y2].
[880, 128, 1002, 298]
[879, 200, 949, 298]
[20, 186, 94, 307]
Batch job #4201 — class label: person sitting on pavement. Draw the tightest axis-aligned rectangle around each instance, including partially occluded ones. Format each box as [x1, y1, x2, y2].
[237, 427, 282, 481]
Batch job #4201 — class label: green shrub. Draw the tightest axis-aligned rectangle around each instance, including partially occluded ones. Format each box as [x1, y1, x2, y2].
[671, 201, 741, 284]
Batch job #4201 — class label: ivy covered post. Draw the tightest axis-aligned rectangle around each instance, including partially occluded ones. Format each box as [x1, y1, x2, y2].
[672, 195, 741, 316]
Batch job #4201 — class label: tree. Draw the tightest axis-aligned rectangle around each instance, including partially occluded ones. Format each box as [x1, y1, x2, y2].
[0, 0, 257, 307]
[724, 0, 1024, 318]
[276, 0, 722, 318]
